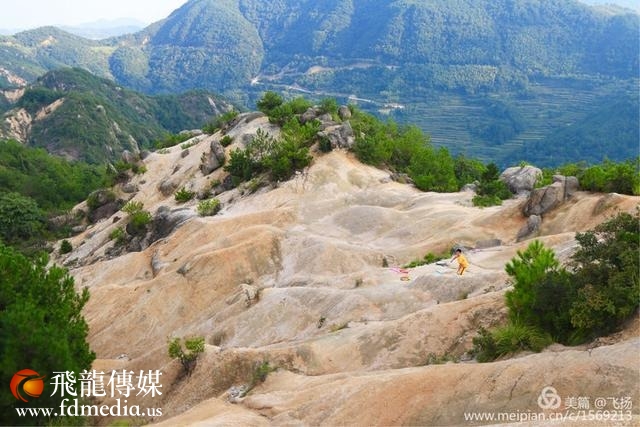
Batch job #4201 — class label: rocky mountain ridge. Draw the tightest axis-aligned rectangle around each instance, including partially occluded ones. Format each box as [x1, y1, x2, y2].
[53, 110, 639, 426]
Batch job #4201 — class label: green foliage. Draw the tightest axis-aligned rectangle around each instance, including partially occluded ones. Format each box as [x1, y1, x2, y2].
[454, 154, 486, 187]
[505, 240, 561, 326]
[0, 140, 106, 213]
[121, 201, 152, 235]
[203, 110, 239, 134]
[538, 159, 639, 195]
[60, 239, 73, 254]
[256, 91, 284, 116]
[580, 159, 640, 195]
[0, 244, 95, 426]
[197, 199, 221, 216]
[16, 87, 61, 115]
[471, 327, 499, 363]
[263, 139, 312, 182]
[128, 211, 152, 235]
[472, 162, 512, 207]
[404, 252, 447, 268]
[86, 189, 116, 213]
[318, 136, 333, 153]
[224, 128, 311, 184]
[0, 192, 44, 244]
[154, 132, 193, 150]
[472, 324, 552, 363]
[251, 361, 275, 387]
[174, 188, 195, 203]
[350, 109, 458, 192]
[121, 200, 144, 215]
[498, 213, 639, 347]
[109, 227, 126, 245]
[568, 211, 639, 339]
[409, 147, 458, 192]
[319, 98, 339, 115]
[168, 336, 205, 375]
[220, 135, 234, 147]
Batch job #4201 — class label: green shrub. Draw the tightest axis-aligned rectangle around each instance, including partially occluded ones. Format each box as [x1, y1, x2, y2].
[472, 194, 503, 207]
[251, 361, 276, 387]
[492, 323, 552, 356]
[175, 188, 195, 203]
[454, 154, 486, 187]
[203, 110, 239, 134]
[109, 227, 126, 245]
[168, 336, 205, 375]
[319, 97, 339, 115]
[60, 239, 73, 254]
[154, 132, 192, 149]
[505, 240, 561, 326]
[128, 211, 152, 235]
[472, 163, 511, 207]
[409, 147, 458, 192]
[224, 128, 311, 184]
[256, 91, 284, 116]
[87, 190, 116, 211]
[121, 200, 144, 215]
[568, 211, 639, 339]
[472, 324, 552, 363]
[471, 327, 498, 362]
[197, 199, 221, 216]
[121, 201, 152, 235]
[220, 135, 234, 147]
[0, 192, 44, 244]
[404, 252, 447, 268]
[318, 136, 333, 153]
[498, 212, 639, 346]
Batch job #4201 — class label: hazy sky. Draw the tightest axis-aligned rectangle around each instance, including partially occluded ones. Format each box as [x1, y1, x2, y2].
[0, 0, 189, 30]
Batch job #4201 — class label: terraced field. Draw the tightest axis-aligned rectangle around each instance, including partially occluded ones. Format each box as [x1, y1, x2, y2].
[392, 77, 638, 167]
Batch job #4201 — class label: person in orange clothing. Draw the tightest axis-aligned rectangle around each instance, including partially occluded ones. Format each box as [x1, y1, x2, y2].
[450, 248, 469, 275]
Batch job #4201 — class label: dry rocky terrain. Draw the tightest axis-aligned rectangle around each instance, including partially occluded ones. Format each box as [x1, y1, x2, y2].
[54, 114, 639, 426]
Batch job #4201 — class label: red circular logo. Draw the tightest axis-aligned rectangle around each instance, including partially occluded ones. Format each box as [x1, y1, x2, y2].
[10, 369, 45, 402]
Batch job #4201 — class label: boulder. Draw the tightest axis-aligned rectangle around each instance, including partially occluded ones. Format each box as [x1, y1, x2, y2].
[500, 165, 542, 195]
[460, 182, 478, 192]
[300, 107, 322, 124]
[241, 283, 259, 307]
[148, 206, 196, 242]
[158, 176, 181, 196]
[200, 140, 226, 175]
[338, 106, 352, 120]
[71, 225, 86, 235]
[552, 175, 579, 197]
[121, 182, 139, 194]
[517, 214, 542, 241]
[121, 150, 138, 165]
[318, 122, 355, 150]
[523, 181, 565, 216]
[89, 201, 122, 223]
[87, 189, 122, 223]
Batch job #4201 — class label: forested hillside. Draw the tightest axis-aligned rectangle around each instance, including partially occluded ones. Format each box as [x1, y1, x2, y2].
[0, 68, 234, 163]
[0, 0, 637, 166]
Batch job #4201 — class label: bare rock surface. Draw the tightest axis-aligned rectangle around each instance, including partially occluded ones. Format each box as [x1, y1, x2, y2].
[53, 115, 640, 426]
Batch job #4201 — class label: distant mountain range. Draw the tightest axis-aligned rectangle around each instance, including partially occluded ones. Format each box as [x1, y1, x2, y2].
[0, 18, 146, 39]
[59, 18, 146, 40]
[0, 0, 638, 166]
